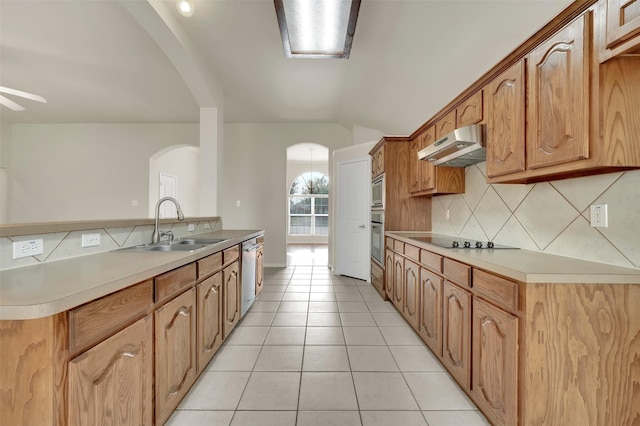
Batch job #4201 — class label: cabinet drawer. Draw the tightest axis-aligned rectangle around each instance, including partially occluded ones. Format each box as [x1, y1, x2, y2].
[155, 263, 197, 303]
[224, 245, 239, 263]
[386, 237, 394, 249]
[197, 252, 223, 279]
[404, 244, 420, 262]
[420, 249, 443, 273]
[443, 258, 471, 288]
[69, 280, 153, 356]
[473, 269, 519, 313]
[393, 240, 405, 253]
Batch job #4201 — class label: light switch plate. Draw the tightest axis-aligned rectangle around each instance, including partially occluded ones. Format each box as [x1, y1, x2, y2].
[82, 233, 101, 248]
[13, 239, 44, 259]
[590, 204, 608, 228]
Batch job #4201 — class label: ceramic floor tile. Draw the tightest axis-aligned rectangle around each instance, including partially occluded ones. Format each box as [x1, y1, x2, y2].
[239, 312, 276, 327]
[309, 285, 335, 293]
[335, 293, 366, 302]
[334, 287, 362, 294]
[285, 285, 311, 293]
[361, 411, 428, 426]
[250, 301, 280, 313]
[264, 326, 306, 345]
[352, 372, 419, 410]
[256, 292, 284, 301]
[282, 292, 310, 301]
[261, 285, 288, 293]
[343, 326, 387, 345]
[298, 372, 359, 410]
[272, 312, 308, 327]
[303, 345, 350, 371]
[347, 346, 399, 371]
[337, 301, 369, 312]
[389, 346, 445, 372]
[297, 411, 362, 426]
[359, 287, 384, 302]
[308, 301, 339, 312]
[206, 345, 261, 371]
[253, 345, 303, 371]
[166, 410, 234, 426]
[237, 372, 301, 410]
[289, 279, 312, 285]
[225, 327, 270, 345]
[305, 327, 345, 345]
[229, 411, 296, 426]
[278, 301, 309, 313]
[340, 312, 377, 326]
[373, 312, 409, 326]
[421, 410, 490, 426]
[309, 292, 337, 302]
[404, 372, 477, 410]
[366, 301, 398, 313]
[306, 312, 342, 326]
[379, 326, 424, 345]
[178, 372, 250, 410]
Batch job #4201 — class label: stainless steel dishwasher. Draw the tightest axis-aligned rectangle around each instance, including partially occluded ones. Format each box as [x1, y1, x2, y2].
[241, 238, 260, 316]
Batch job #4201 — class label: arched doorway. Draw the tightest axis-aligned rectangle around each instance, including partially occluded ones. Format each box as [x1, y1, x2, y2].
[149, 145, 200, 217]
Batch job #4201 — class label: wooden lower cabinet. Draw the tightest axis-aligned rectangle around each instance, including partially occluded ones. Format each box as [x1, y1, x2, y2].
[255, 244, 264, 296]
[155, 288, 197, 425]
[442, 280, 472, 390]
[402, 259, 420, 329]
[418, 267, 443, 357]
[392, 253, 404, 311]
[472, 298, 518, 426]
[370, 259, 385, 299]
[223, 260, 241, 338]
[68, 315, 153, 426]
[196, 272, 223, 374]
[385, 250, 394, 301]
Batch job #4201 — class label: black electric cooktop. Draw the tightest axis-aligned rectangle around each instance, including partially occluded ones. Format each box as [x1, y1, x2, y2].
[409, 236, 518, 250]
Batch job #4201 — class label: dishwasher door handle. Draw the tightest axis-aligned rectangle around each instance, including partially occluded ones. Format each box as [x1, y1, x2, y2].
[243, 243, 261, 252]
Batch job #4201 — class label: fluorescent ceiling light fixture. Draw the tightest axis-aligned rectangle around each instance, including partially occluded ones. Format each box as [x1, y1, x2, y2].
[274, 0, 361, 59]
[177, 0, 195, 17]
[0, 86, 47, 112]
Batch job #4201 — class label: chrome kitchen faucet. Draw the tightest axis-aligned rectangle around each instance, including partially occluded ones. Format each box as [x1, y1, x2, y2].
[151, 197, 185, 244]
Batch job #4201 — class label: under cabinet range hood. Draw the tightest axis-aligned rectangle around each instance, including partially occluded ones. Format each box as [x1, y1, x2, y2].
[418, 124, 485, 167]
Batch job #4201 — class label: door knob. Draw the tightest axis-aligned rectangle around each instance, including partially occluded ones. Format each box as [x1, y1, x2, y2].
[359, 224, 366, 229]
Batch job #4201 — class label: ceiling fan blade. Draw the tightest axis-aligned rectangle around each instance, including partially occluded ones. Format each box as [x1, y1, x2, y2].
[0, 86, 47, 103]
[0, 94, 26, 111]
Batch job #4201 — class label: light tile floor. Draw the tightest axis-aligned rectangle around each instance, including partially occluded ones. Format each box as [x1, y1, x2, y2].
[166, 266, 490, 426]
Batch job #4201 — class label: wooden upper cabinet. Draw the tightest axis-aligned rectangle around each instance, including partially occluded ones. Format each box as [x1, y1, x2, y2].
[527, 14, 591, 170]
[456, 90, 484, 127]
[409, 134, 422, 194]
[419, 126, 436, 192]
[605, 0, 640, 49]
[371, 144, 385, 179]
[486, 60, 526, 178]
[435, 110, 456, 138]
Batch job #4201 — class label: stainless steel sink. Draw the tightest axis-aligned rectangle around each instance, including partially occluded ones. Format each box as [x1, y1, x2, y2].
[145, 244, 210, 251]
[116, 237, 229, 252]
[175, 238, 228, 245]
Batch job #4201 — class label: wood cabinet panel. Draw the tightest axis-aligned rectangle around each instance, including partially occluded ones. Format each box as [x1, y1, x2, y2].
[69, 280, 152, 357]
[472, 299, 518, 426]
[456, 90, 484, 127]
[256, 244, 264, 296]
[196, 272, 223, 374]
[223, 246, 239, 263]
[486, 60, 526, 177]
[403, 259, 420, 330]
[419, 268, 443, 357]
[605, 0, 640, 49]
[69, 315, 153, 426]
[392, 253, 404, 311]
[436, 110, 456, 138]
[223, 260, 240, 339]
[473, 269, 519, 313]
[155, 263, 197, 303]
[371, 259, 385, 299]
[197, 252, 223, 279]
[442, 281, 472, 390]
[404, 244, 420, 263]
[409, 135, 422, 194]
[443, 258, 471, 288]
[419, 126, 436, 192]
[155, 288, 197, 425]
[420, 249, 443, 273]
[527, 14, 590, 170]
[371, 144, 385, 178]
[393, 240, 405, 253]
[385, 250, 394, 301]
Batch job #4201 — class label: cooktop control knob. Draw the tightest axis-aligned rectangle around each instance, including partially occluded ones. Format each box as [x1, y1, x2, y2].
[487, 241, 495, 248]
[463, 241, 471, 248]
[475, 241, 483, 248]
[452, 241, 459, 248]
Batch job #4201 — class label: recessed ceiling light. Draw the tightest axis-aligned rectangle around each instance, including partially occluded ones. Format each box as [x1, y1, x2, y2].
[177, 0, 195, 17]
[274, 0, 361, 59]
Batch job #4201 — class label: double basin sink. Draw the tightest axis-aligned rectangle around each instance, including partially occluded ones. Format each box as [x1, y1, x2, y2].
[119, 238, 229, 252]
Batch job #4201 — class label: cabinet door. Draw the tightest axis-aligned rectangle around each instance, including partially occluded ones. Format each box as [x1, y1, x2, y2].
[256, 244, 264, 296]
[419, 268, 443, 357]
[486, 60, 526, 177]
[223, 260, 241, 338]
[68, 315, 153, 426]
[472, 298, 518, 426]
[155, 288, 197, 425]
[403, 259, 420, 330]
[419, 126, 436, 191]
[385, 250, 394, 301]
[456, 90, 483, 127]
[392, 253, 404, 311]
[527, 15, 590, 170]
[605, 0, 640, 49]
[435, 110, 456, 138]
[442, 281, 471, 390]
[409, 135, 422, 194]
[197, 272, 223, 374]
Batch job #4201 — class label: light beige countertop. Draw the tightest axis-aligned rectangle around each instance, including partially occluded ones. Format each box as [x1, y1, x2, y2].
[0, 230, 263, 320]
[388, 231, 640, 285]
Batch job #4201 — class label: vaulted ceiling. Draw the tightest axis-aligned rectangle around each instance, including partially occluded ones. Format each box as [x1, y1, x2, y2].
[1, 0, 573, 135]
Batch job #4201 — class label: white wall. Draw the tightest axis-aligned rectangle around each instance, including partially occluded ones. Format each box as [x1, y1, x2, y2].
[149, 145, 200, 217]
[6, 123, 198, 223]
[222, 123, 352, 267]
[0, 121, 10, 223]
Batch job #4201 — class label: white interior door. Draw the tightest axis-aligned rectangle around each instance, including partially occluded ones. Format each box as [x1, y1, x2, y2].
[159, 173, 177, 218]
[335, 158, 369, 280]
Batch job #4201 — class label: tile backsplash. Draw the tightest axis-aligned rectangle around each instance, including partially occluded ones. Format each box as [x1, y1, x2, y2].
[0, 219, 222, 271]
[432, 163, 639, 269]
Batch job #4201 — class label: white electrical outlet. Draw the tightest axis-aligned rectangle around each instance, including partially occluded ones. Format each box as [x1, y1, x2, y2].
[81, 233, 101, 248]
[13, 239, 44, 259]
[236, 200, 241, 207]
[204, 223, 210, 229]
[590, 204, 609, 228]
[187, 224, 195, 232]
